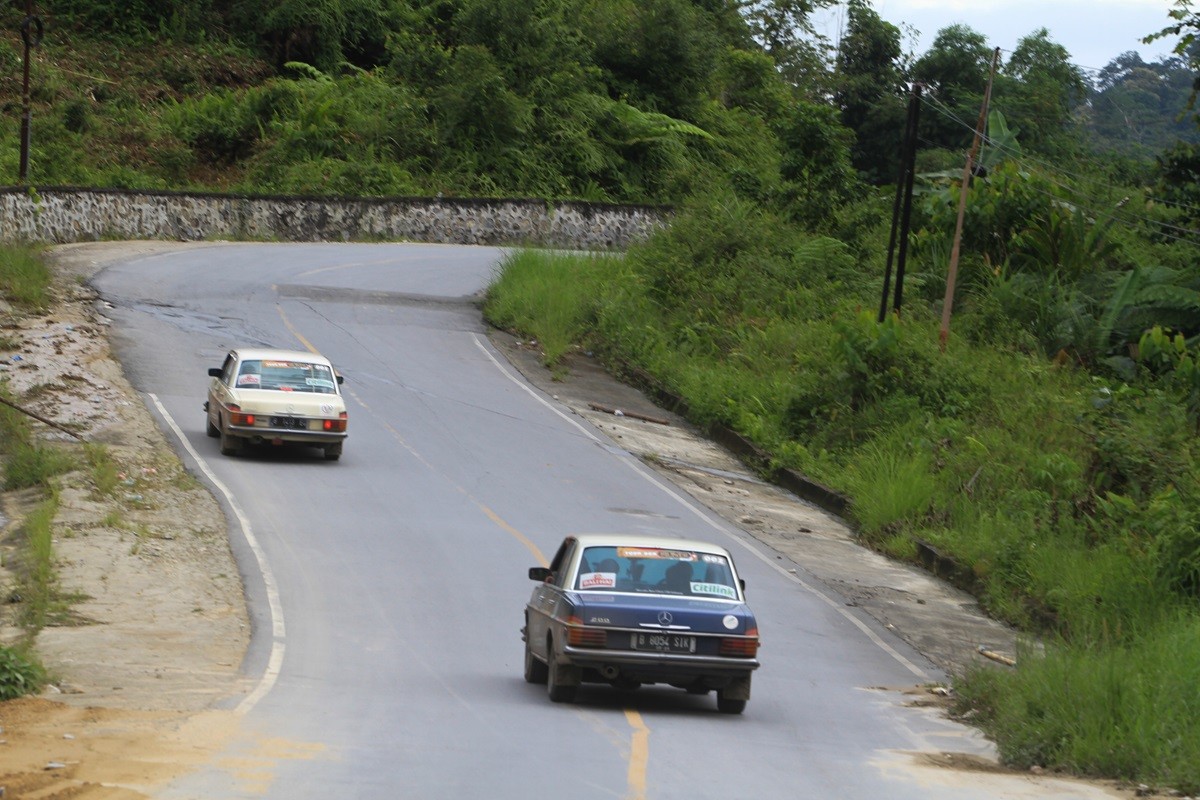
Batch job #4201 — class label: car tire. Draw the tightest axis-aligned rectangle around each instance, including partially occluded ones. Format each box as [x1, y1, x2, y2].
[324, 442, 343, 461]
[686, 685, 710, 695]
[218, 423, 242, 457]
[524, 635, 548, 685]
[206, 415, 219, 438]
[545, 638, 577, 703]
[716, 688, 747, 715]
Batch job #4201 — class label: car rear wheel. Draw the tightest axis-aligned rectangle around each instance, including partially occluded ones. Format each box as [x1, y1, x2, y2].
[546, 637, 577, 703]
[716, 691, 746, 714]
[524, 634, 548, 685]
[205, 415, 219, 438]
[324, 442, 343, 461]
[218, 422, 243, 456]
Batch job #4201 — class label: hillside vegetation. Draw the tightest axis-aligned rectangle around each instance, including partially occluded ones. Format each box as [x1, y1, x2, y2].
[3, 0, 1200, 792]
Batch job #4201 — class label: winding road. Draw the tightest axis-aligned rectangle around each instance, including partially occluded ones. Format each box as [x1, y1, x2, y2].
[91, 243, 1115, 800]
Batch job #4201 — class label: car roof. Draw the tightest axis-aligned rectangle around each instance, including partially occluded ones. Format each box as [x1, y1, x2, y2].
[569, 533, 733, 557]
[230, 347, 334, 366]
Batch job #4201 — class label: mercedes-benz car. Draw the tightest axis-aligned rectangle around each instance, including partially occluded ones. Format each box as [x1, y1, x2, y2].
[523, 534, 761, 713]
[204, 347, 347, 460]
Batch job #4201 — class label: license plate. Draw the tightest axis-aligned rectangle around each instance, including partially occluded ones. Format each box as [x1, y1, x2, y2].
[270, 416, 305, 429]
[632, 632, 696, 653]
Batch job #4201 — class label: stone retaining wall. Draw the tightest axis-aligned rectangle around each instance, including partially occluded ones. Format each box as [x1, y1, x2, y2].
[0, 186, 668, 249]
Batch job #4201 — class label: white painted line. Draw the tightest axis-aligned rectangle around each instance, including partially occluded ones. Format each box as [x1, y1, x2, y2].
[148, 393, 287, 714]
[471, 336, 930, 681]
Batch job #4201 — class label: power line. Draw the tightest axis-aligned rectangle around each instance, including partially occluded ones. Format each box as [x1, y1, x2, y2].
[916, 93, 1200, 246]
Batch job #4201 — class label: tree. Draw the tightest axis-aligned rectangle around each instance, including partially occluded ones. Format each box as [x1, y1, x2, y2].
[738, 0, 836, 92]
[1088, 51, 1200, 158]
[995, 29, 1087, 156]
[831, 0, 907, 183]
[587, 0, 723, 120]
[910, 25, 992, 154]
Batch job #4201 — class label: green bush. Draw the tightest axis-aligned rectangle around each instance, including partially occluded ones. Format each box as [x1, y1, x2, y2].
[0, 646, 46, 700]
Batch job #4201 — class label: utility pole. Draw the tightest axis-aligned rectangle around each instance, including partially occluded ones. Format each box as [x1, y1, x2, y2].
[939, 47, 1001, 351]
[879, 83, 922, 323]
[18, 1, 44, 185]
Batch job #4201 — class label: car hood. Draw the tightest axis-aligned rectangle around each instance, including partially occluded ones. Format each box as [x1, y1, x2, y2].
[229, 389, 345, 415]
[568, 592, 756, 635]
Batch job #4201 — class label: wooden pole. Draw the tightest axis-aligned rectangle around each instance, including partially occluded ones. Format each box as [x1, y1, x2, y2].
[939, 47, 1001, 351]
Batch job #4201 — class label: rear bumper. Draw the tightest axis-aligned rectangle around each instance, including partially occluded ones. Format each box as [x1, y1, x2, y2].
[562, 644, 759, 679]
[228, 424, 347, 444]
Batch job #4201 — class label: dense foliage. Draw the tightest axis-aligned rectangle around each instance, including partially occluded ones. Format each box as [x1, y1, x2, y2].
[3, 0, 1200, 790]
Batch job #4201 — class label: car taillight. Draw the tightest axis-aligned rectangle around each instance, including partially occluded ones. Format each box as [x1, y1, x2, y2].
[324, 412, 347, 432]
[719, 627, 759, 657]
[566, 615, 607, 648]
[229, 407, 256, 426]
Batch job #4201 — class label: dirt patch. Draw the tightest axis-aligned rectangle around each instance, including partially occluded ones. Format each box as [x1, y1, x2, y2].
[1, 242, 248, 799]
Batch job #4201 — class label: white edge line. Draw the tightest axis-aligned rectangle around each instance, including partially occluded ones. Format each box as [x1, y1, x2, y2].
[471, 336, 930, 681]
[148, 393, 286, 714]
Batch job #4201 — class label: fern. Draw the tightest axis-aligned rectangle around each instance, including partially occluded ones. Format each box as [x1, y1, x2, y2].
[284, 61, 332, 83]
[608, 101, 713, 145]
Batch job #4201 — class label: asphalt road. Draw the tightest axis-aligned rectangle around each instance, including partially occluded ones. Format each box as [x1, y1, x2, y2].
[91, 243, 1115, 800]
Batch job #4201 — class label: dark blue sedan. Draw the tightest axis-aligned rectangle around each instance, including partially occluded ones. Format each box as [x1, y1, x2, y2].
[523, 534, 761, 713]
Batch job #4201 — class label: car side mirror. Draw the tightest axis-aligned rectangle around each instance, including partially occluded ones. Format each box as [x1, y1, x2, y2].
[529, 567, 552, 582]
[208, 368, 222, 377]
[336, 375, 344, 385]
[739, 579, 746, 592]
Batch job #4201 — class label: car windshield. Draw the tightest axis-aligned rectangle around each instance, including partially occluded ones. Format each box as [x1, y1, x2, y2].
[236, 359, 338, 394]
[574, 546, 739, 600]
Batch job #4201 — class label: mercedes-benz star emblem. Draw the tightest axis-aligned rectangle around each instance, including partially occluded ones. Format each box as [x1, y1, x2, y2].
[657, 611, 673, 626]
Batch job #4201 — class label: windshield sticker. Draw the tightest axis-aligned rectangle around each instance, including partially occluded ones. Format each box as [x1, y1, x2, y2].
[690, 582, 738, 599]
[701, 554, 726, 564]
[617, 548, 698, 561]
[237, 374, 261, 386]
[579, 572, 617, 589]
[262, 360, 295, 368]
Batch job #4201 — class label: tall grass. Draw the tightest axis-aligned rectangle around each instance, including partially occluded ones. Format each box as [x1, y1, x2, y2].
[13, 494, 59, 631]
[0, 242, 53, 310]
[956, 615, 1200, 793]
[0, 383, 77, 489]
[483, 249, 622, 365]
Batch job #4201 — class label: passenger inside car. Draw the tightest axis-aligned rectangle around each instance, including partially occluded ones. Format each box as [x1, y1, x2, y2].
[659, 561, 693, 594]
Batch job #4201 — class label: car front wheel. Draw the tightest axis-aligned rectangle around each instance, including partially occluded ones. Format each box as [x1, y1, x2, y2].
[524, 633, 548, 685]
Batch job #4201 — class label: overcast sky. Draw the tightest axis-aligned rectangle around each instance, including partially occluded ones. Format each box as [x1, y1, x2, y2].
[813, 0, 1183, 76]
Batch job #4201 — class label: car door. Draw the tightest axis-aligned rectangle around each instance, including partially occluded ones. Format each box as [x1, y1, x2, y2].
[207, 351, 237, 430]
[527, 538, 576, 661]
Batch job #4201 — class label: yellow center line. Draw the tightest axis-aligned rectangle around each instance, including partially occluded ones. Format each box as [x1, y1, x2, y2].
[276, 299, 649, 790]
[624, 709, 650, 800]
[276, 302, 321, 355]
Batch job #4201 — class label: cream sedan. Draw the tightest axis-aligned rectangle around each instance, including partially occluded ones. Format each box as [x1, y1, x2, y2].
[205, 347, 348, 461]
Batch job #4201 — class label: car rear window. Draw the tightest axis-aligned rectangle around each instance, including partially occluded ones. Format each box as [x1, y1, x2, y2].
[575, 546, 739, 600]
[237, 359, 338, 394]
